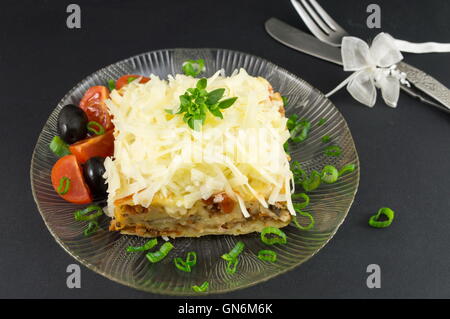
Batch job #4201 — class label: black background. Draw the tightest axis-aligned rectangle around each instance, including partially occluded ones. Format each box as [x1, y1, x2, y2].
[1, 0, 449, 298]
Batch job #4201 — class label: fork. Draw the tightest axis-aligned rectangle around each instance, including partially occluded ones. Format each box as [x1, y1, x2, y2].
[290, 0, 450, 113]
[290, 0, 347, 46]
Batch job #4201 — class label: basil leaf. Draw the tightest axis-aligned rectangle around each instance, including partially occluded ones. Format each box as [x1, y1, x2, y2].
[218, 97, 238, 109]
[196, 78, 207, 90]
[206, 88, 225, 105]
[209, 108, 223, 119]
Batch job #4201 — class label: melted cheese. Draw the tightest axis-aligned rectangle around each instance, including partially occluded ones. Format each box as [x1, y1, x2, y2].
[103, 69, 295, 218]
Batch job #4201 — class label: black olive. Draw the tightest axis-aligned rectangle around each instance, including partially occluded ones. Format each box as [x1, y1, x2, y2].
[57, 104, 88, 144]
[83, 157, 108, 199]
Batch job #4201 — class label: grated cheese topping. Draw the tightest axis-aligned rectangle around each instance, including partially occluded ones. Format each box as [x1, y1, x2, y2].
[103, 69, 295, 218]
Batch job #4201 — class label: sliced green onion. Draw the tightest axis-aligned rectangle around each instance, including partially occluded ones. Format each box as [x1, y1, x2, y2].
[83, 220, 99, 236]
[182, 59, 205, 77]
[185, 251, 197, 266]
[49, 136, 71, 157]
[57, 177, 71, 195]
[321, 165, 339, 184]
[292, 161, 307, 184]
[173, 251, 197, 272]
[107, 79, 116, 91]
[226, 258, 239, 274]
[221, 241, 245, 261]
[261, 227, 287, 245]
[302, 170, 321, 192]
[292, 210, 315, 230]
[126, 239, 158, 252]
[281, 96, 288, 107]
[257, 250, 277, 262]
[192, 281, 209, 293]
[317, 118, 326, 126]
[127, 76, 137, 83]
[291, 193, 309, 209]
[286, 114, 299, 131]
[369, 207, 395, 228]
[290, 120, 311, 143]
[146, 242, 174, 263]
[74, 205, 103, 221]
[339, 163, 356, 176]
[321, 135, 331, 143]
[324, 145, 342, 157]
[87, 121, 105, 135]
[283, 141, 289, 153]
[174, 257, 191, 272]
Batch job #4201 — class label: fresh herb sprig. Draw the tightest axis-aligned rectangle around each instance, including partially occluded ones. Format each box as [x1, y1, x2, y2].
[167, 78, 237, 130]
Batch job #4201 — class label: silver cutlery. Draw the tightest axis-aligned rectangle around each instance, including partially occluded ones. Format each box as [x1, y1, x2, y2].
[266, 0, 450, 113]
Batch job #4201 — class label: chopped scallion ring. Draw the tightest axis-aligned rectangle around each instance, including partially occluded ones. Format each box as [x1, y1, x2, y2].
[369, 207, 395, 228]
[49, 136, 71, 157]
[339, 163, 356, 176]
[83, 220, 99, 236]
[146, 242, 174, 263]
[292, 161, 307, 184]
[127, 76, 137, 83]
[291, 193, 309, 209]
[126, 239, 158, 252]
[324, 145, 342, 157]
[74, 205, 103, 222]
[185, 251, 197, 266]
[292, 210, 315, 230]
[261, 227, 287, 245]
[282, 96, 288, 107]
[257, 250, 277, 262]
[321, 165, 339, 184]
[321, 135, 331, 143]
[192, 281, 209, 293]
[57, 176, 71, 195]
[107, 79, 115, 91]
[283, 141, 289, 153]
[182, 59, 205, 77]
[173, 251, 197, 272]
[317, 118, 326, 126]
[174, 257, 191, 272]
[221, 241, 245, 261]
[286, 114, 299, 131]
[87, 121, 105, 135]
[226, 258, 239, 274]
[302, 170, 321, 192]
[290, 120, 311, 143]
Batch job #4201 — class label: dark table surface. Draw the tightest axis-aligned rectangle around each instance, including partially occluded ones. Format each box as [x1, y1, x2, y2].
[1, 0, 449, 299]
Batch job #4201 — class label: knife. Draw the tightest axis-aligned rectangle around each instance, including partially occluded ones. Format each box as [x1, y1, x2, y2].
[265, 17, 450, 113]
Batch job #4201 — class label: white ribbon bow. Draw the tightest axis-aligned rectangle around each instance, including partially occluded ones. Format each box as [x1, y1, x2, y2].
[326, 33, 408, 107]
[326, 32, 450, 108]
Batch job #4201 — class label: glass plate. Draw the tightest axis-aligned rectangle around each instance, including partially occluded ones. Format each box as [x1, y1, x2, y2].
[30, 48, 359, 295]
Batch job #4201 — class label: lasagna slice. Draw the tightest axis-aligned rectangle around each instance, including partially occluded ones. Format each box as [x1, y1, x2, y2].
[104, 69, 296, 238]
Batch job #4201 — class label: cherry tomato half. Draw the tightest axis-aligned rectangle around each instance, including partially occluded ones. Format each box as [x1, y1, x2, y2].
[51, 155, 92, 204]
[79, 86, 113, 131]
[69, 130, 114, 164]
[115, 75, 150, 90]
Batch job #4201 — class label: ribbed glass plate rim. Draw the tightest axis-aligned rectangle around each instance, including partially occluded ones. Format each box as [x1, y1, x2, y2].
[30, 48, 360, 295]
